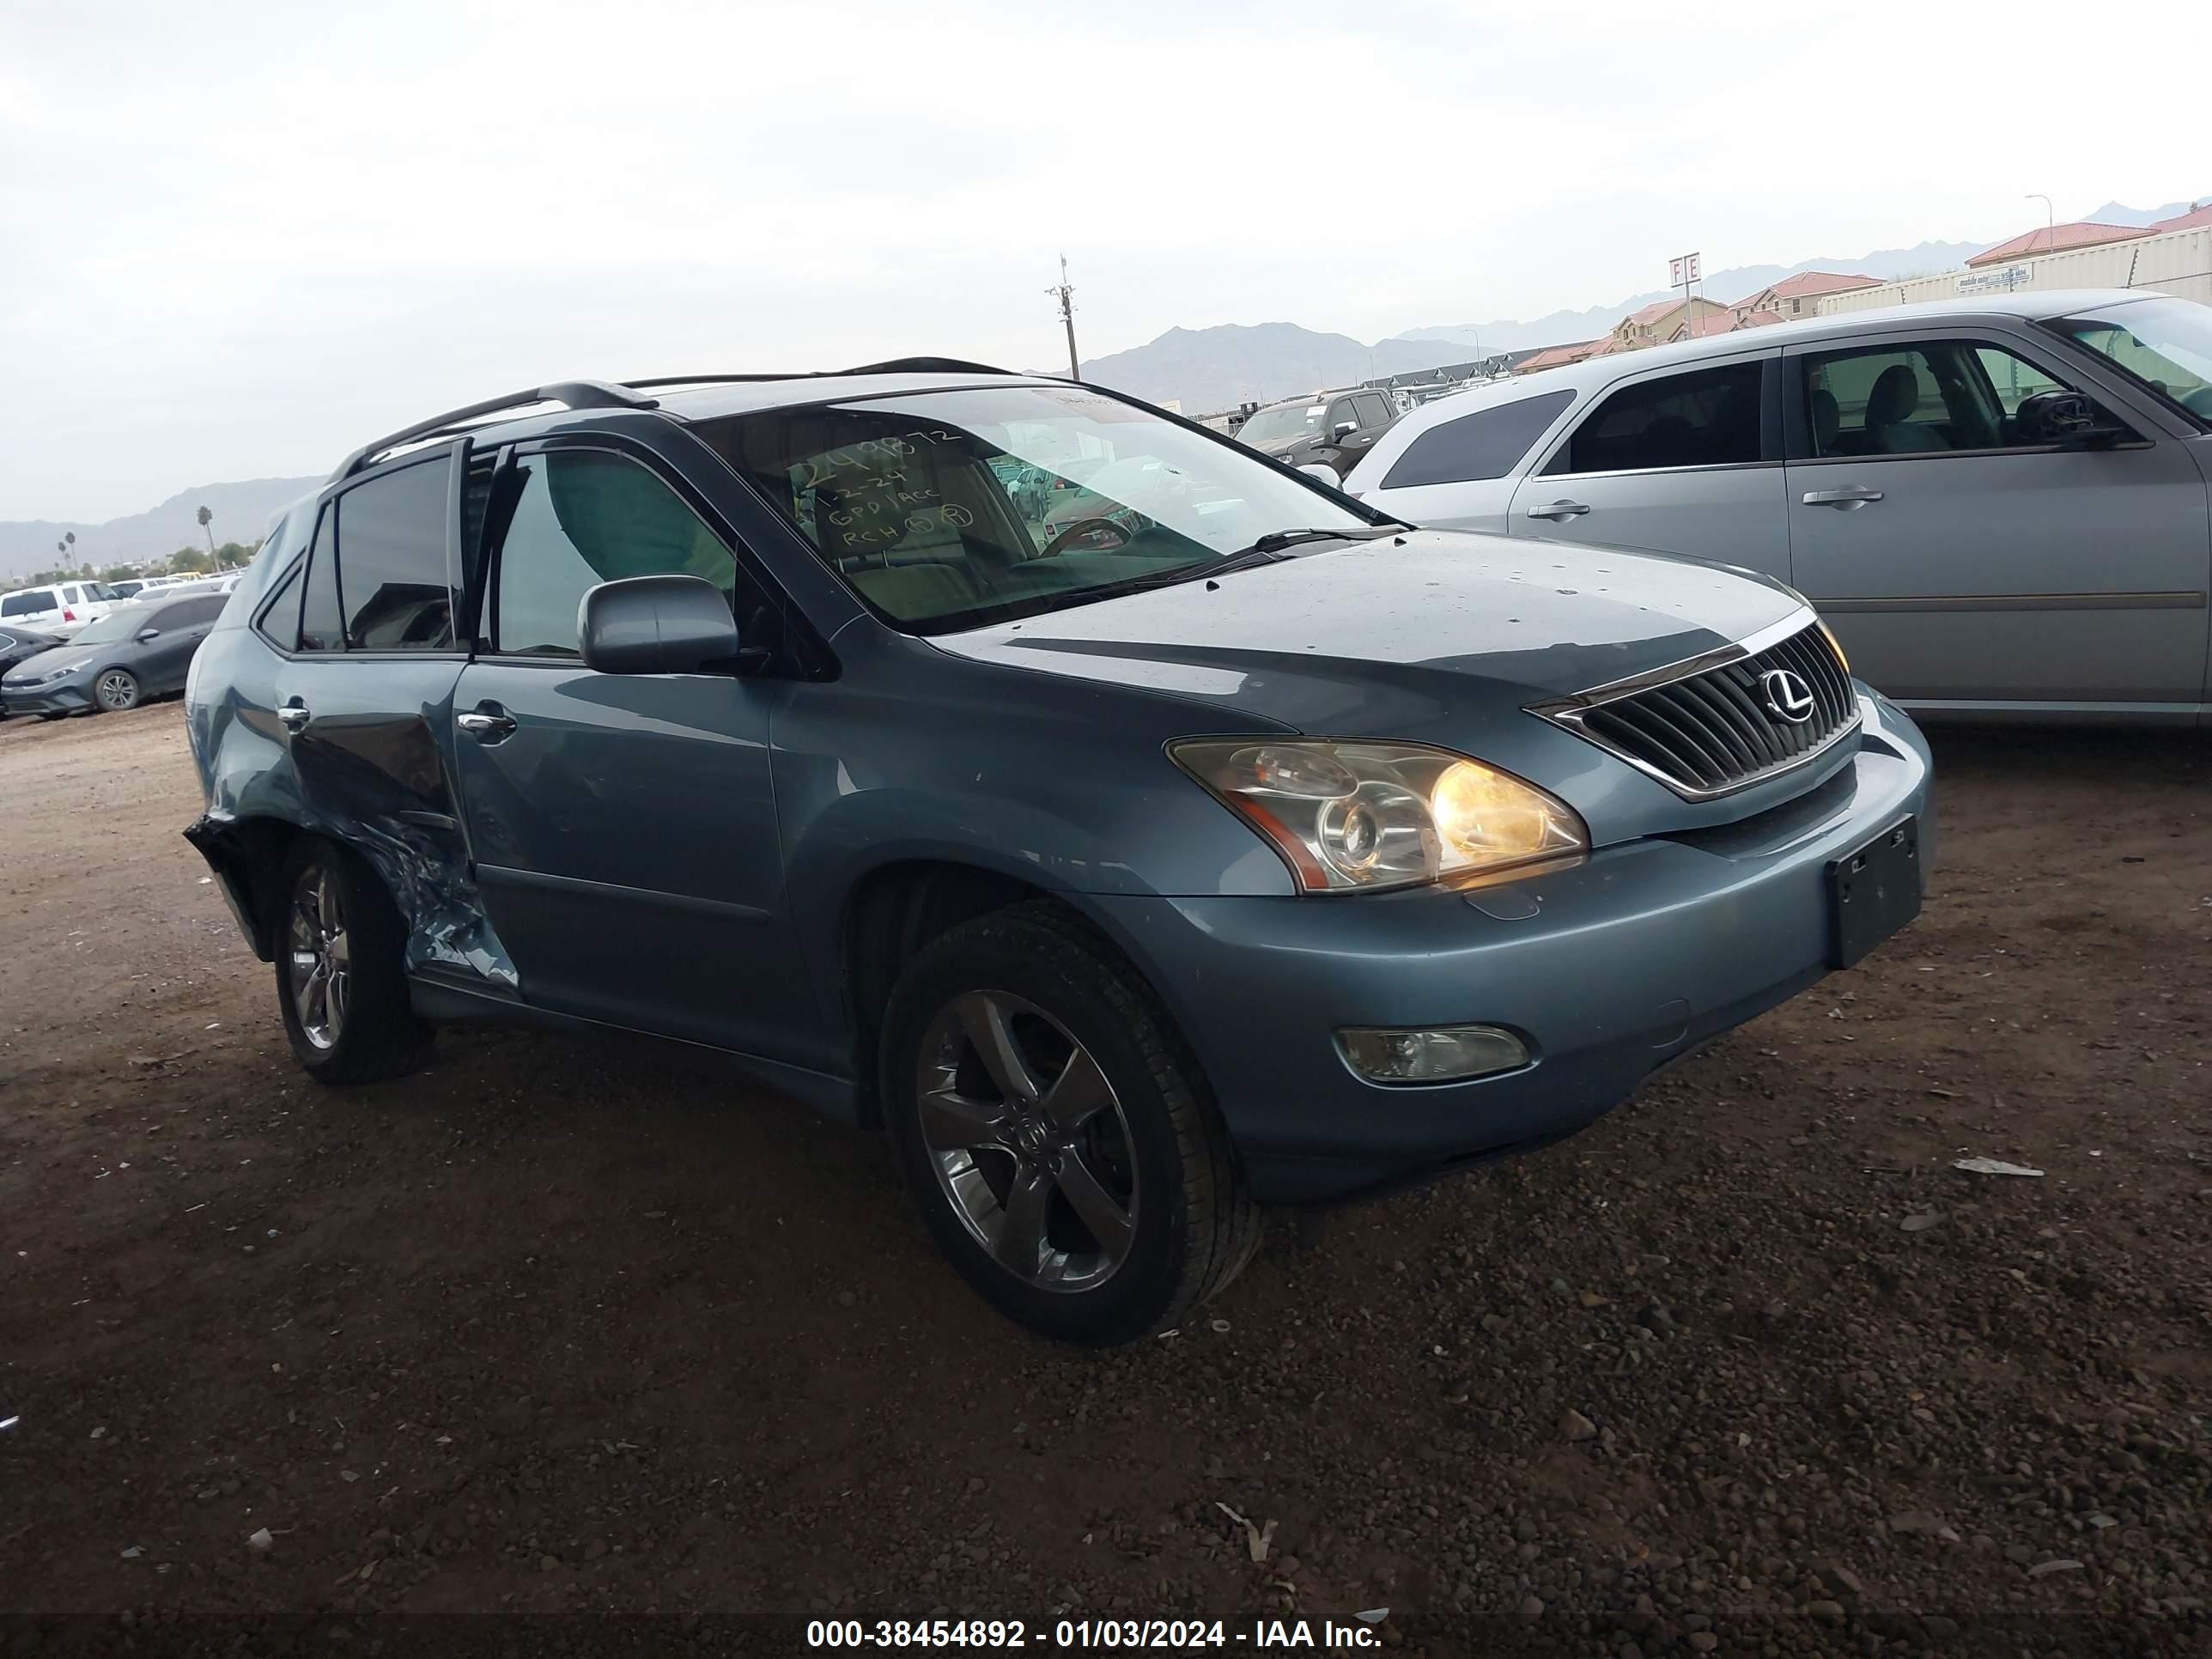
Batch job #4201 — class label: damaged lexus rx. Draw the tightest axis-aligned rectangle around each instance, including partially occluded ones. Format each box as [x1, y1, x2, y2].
[185, 360, 1933, 1345]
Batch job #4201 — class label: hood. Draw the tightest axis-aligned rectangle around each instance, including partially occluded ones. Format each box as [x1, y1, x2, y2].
[935, 529, 1802, 735]
[1240, 432, 1310, 459]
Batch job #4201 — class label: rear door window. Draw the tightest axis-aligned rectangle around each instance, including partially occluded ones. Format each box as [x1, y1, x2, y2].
[1381, 390, 1574, 489]
[1553, 362, 1764, 475]
[1353, 392, 1394, 428]
[298, 507, 344, 652]
[335, 458, 454, 650]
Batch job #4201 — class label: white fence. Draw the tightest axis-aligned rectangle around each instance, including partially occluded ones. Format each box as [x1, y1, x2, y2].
[1817, 225, 2211, 314]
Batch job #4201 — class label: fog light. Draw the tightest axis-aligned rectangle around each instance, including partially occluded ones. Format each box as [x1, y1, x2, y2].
[1336, 1024, 1528, 1085]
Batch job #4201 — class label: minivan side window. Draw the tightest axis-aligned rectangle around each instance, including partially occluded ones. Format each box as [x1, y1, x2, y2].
[489, 451, 740, 658]
[336, 458, 454, 650]
[2, 590, 56, 618]
[1802, 339, 2108, 458]
[1381, 390, 1575, 489]
[1552, 362, 1763, 475]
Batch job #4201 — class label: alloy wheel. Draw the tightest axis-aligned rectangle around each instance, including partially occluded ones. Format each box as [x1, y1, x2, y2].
[94, 671, 137, 711]
[915, 990, 1138, 1291]
[286, 866, 351, 1051]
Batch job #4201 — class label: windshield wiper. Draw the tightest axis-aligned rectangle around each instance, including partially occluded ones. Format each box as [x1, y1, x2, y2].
[1247, 525, 1400, 555]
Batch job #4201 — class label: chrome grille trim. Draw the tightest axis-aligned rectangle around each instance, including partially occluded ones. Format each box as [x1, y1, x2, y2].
[1528, 611, 1862, 801]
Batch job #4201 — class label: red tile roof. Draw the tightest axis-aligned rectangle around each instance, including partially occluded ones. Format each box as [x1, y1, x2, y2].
[1734, 308, 1785, 329]
[1517, 339, 1601, 372]
[1966, 221, 2153, 266]
[1733, 270, 1881, 307]
[2154, 203, 2212, 232]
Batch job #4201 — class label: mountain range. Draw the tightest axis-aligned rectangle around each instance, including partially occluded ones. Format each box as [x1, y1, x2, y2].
[1, 477, 319, 582]
[1078, 194, 2208, 416]
[14, 196, 2204, 569]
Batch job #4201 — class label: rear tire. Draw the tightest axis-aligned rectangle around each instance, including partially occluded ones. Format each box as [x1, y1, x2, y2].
[880, 902, 1260, 1345]
[274, 838, 430, 1084]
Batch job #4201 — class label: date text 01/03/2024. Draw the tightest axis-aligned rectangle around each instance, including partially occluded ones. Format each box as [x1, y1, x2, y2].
[805, 1617, 1387, 1649]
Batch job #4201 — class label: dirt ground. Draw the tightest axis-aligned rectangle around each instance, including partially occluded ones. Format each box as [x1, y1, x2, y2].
[2, 702, 2207, 1657]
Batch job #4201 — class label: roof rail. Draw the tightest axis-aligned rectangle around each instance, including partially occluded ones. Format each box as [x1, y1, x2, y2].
[328, 380, 660, 483]
[624, 357, 1019, 394]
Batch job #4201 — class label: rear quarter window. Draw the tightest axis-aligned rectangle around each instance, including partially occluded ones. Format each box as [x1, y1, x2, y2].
[2, 590, 58, 617]
[1380, 390, 1574, 489]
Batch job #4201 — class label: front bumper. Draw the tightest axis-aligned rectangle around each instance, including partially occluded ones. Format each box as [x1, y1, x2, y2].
[1090, 694, 1934, 1203]
[0, 683, 89, 716]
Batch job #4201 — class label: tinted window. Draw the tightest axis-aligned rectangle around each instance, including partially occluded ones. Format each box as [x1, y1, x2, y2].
[337, 459, 453, 650]
[299, 508, 343, 652]
[1802, 340, 2097, 458]
[1382, 390, 1574, 489]
[1557, 362, 1763, 474]
[257, 561, 304, 650]
[490, 452, 738, 657]
[1353, 392, 1394, 428]
[2, 590, 57, 617]
[1325, 399, 1358, 434]
[155, 597, 227, 629]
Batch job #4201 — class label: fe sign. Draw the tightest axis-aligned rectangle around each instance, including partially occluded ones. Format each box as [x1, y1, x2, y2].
[1668, 252, 1702, 287]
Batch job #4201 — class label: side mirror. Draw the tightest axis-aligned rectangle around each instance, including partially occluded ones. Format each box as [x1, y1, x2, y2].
[2015, 388, 2127, 448]
[135, 628, 161, 642]
[1294, 462, 1343, 485]
[1331, 420, 1358, 441]
[579, 574, 741, 675]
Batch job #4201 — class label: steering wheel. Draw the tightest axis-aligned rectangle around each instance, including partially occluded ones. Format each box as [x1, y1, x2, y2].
[1041, 517, 1135, 557]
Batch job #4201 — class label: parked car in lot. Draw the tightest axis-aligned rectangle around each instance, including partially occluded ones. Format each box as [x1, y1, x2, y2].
[1346, 290, 2212, 724]
[185, 362, 1931, 1344]
[0, 625, 64, 717]
[1235, 386, 1400, 477]
[1, 593, 228, 718]
[0, 578, 125, 640]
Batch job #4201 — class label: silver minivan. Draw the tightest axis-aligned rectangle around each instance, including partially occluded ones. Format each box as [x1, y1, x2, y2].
[1346, 289, 2212, 724]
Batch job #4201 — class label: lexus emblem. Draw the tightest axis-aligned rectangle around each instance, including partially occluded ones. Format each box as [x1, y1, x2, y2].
[1760, 667, 1816, 724]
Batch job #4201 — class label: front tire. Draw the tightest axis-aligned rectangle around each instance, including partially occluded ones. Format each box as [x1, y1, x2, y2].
[274, 839, 429, 1084]
[880, 902, 1259, 1345]
[93, 668, 139, 713]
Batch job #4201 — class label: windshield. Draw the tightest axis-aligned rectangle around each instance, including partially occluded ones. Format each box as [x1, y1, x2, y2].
[66, 605, 153, 645]
[2048, 298, 2212, 424]
[1236, 402, 1328, 446]
[702, 385, 1372, 632]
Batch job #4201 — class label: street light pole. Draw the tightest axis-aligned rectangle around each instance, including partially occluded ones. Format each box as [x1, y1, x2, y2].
[2027, 192, 2054, 252]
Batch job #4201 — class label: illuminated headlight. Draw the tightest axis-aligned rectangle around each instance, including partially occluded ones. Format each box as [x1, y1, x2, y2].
[1339, 1024, 1529, 1084]
[1172, 738, 1587, 892]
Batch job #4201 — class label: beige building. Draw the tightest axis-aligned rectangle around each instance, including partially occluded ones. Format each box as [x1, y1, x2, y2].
[1729, 270, 1880, 320]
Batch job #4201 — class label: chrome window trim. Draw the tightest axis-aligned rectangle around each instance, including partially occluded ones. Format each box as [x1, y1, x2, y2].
[1525, 609, 1863, 802]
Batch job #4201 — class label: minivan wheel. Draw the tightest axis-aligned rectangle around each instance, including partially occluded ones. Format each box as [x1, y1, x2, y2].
[275, 839, 429, 1085]
[93, 669, 140, 713]
[880, 902, 1260, 1345]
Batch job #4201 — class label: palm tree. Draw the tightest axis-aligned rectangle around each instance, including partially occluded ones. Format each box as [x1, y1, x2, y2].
[198, 505, 216, 562]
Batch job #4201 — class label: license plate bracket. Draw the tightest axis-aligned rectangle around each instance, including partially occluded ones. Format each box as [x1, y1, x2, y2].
[1827, 815, 1921, 968]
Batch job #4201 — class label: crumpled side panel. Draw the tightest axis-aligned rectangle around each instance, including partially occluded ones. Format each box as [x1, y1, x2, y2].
[187, 683, 516, 993]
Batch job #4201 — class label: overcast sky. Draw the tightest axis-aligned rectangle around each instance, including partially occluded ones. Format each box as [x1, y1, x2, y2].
[3, 0, 2204, 521]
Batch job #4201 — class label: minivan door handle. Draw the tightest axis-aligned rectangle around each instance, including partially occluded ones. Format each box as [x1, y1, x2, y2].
[276, 701, 310, 732]
[1802, 485, 1885, 508]
[1524, 499, 1591, 521]
[458, 705, 518, 744]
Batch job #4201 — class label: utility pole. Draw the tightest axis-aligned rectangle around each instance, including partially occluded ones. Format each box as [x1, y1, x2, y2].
[1047, 255, 1080, 380]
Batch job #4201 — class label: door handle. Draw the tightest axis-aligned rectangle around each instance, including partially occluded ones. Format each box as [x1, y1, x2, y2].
[1802, 485, 1885, 508]
[1524, 499, 1591, 520]
[458, 706, 518, 744]
[276, 702, 310, 732]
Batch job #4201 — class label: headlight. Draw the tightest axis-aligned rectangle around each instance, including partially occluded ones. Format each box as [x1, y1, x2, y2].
[1172, 739, 1587, 893]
